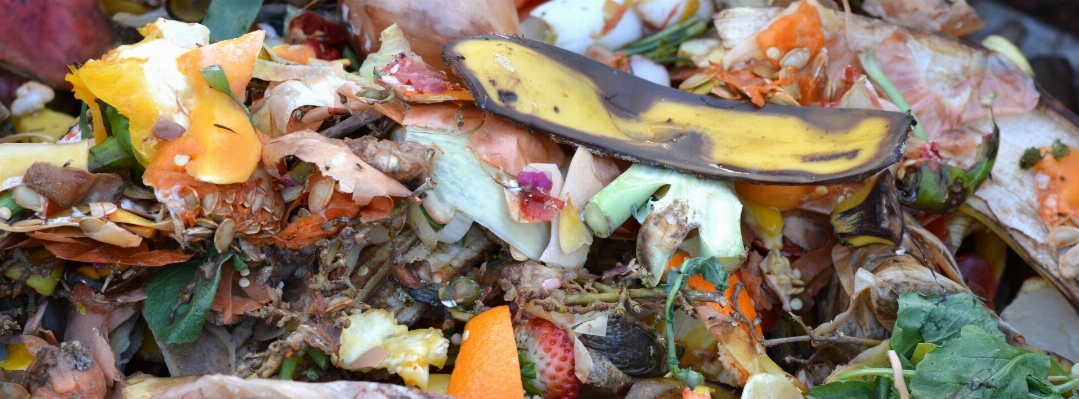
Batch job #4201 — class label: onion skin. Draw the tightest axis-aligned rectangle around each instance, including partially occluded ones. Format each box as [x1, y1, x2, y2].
[339, 0, 519, 74]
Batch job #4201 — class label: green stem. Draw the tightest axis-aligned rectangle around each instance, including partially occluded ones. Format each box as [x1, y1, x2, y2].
[859, 49, 929, 142]
[88, 135, 140, 173]
[306, 348, 329, 370]
[0, 191, 25, 220]
[621, 18, 707, 57]
[835, 367, 915, 381]
[1052, 376, 1079, 394]
[665, 265, 705, 388]
[279, 350, 301, 380]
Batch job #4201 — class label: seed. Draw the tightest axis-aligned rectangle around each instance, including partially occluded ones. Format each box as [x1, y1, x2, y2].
[174, 154, 190, 167]
[195, 218, 218, 229]
[815, 186, 828, 196]
[251, 194, 265, 214]
[779, 48, 810, 70]
[462, 330, 470, 342]
[12, 185, 42, 211]
[0, 207, 10, 220]
[766, 47, 781, 60]
[1060, 245, 1079, 279]
[239, 268, 250, 277]
[214, 218, 237, 253]
[308, 178, 335, 214]
[88, 202, 117, 218]
[153, 120, 186, 141]
[201, 192, 218, 214]
[244, 224, 260, 235]
[789, 298, 803, 311]
[238, 277, 251, 288]
[792, 268, 802, 279]
[1050, 226, 1079, 249]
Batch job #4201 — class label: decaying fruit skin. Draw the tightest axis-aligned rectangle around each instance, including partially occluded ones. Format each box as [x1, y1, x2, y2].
[578, 316, 667, 378]
[442, 35, 913, 185]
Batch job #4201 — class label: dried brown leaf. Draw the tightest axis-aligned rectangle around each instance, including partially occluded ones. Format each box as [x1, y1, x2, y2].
[262, 131, 410, 205]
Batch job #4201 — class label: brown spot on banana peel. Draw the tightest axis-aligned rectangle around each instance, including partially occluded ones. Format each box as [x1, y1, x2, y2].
[442, 35, 914, 185]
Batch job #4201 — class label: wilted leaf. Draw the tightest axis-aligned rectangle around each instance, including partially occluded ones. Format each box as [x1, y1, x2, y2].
[202, 0, 265, 42]
[890, 291, 1002, 359]
[809, 377, 901, 399]
[261, 131, 410, 205]
[143, 255, 226, 345]
[910, 325, 1055, 399]
[33, 233, 192, 266]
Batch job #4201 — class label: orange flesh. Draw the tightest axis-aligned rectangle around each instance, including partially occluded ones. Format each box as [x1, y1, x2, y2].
[734, 182, 825, 211]
[447, 306, 524, 399]
[755, 0, 825, 69]
[1033, 149, 1079, 226]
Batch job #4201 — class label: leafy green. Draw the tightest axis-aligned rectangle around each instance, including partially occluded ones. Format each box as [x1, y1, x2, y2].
[88, 100, 143, 174]
[890, 292, 1002, 359]
[202, 0, 265, 42]
[1052, 139, 1071, 160]
[809, 377, 902, 399]
[910, 325, 1056, 399]
[1020, 147, 1045, 170]
[143, 255, 227, 345]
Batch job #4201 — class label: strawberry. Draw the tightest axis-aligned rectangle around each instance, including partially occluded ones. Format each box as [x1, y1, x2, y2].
[515, 318, 581, 399]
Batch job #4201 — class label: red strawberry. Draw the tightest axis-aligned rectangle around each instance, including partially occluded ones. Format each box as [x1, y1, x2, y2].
[515, 318, 581, 399]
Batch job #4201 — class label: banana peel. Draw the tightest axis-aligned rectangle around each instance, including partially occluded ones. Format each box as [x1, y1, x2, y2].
[441, 35, 913, 185]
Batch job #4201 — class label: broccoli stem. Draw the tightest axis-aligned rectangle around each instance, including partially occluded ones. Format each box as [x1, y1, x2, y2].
[584, 164, 673, 238]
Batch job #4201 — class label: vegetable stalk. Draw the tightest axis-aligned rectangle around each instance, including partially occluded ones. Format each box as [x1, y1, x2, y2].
[584, 164, 744, 287]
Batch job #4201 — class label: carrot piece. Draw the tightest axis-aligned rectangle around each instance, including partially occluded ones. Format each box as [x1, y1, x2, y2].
[666, 250, 762, 336]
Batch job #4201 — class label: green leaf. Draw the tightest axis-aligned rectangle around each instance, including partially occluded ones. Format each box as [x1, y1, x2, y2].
[1020, 147, 1045, 170]
[143, 255, 226, 345]
[202, 0, 265, 42]
[890, 292, 1002, 359]
[809, 377, 901, 399]
[910, 325, 1053, 399]
[911, 342, 936, 366]
[1052, 139, 1071, 160]
[682, 256, 727, 291]
[199, 65, 254, 124]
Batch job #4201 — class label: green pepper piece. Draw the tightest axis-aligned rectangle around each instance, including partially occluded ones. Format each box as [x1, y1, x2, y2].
[896, 117, 999, 214]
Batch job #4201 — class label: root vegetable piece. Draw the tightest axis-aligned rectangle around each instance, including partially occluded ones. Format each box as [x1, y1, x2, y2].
[442, 35, 913, 185]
